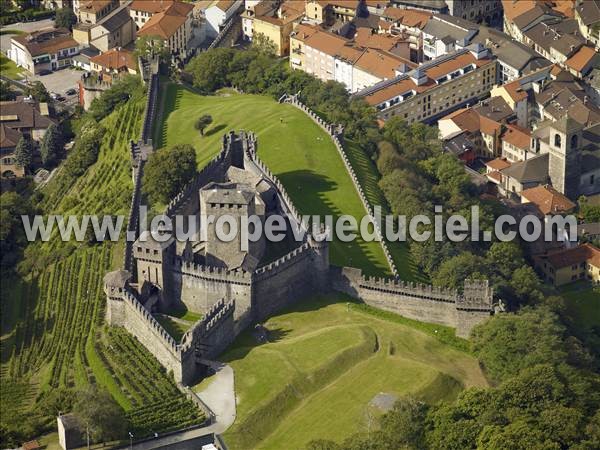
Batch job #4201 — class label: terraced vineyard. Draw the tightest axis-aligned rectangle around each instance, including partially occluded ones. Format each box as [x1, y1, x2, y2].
[0, 94, 201, 442]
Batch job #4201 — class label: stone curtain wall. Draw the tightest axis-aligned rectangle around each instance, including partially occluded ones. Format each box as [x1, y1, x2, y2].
[105, 286, 184, 379]
[331, 267, 493, 338]
[282, 95, 399, 277]
[124, 74, 160, 274]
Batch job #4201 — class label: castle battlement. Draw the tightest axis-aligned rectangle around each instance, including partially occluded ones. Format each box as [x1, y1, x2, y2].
[180, 298, 235, 354]
[175, 258, 253, 283]
[254, 242, 312, 277]
[358, 276, 458, 303]
[117, 289, 179, 353]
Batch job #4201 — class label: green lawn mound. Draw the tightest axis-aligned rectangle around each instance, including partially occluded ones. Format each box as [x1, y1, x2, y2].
[155, 83, 391, 277]
[200, 295, 487, 450]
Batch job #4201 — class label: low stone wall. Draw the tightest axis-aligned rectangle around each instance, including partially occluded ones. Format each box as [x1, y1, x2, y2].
[283, 95, 399, 277]
[209, 13, 242, 50]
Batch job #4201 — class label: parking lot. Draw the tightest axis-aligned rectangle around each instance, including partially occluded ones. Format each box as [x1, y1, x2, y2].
[27, 68, 82, 97]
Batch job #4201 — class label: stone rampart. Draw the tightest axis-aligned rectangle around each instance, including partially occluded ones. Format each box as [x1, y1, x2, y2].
[106, 287, 184, 379]
[283, 95, 399, 277]
[331, 267, 492, 338]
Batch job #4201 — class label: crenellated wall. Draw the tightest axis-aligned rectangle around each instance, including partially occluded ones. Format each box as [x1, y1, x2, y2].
[331, 266, 493, 338]
[105, 286, 184, 379]
[283, 94, 399, 277]
[107, 130, 493, 387]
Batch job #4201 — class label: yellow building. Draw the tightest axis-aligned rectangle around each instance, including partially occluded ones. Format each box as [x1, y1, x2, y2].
[250, 2, 304, 56]
[535, 243, 600, 287]
[361, 45, 496, 124]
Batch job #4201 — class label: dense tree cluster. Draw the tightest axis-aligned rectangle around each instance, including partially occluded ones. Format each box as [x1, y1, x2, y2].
[54, 7, 76, 30]
[307, 303, 600, 450]
[88, 75, 143, 122]
[143, 144, 197, 205]
[376, 118, 542, 306]
[40, 123, 62, 167]
[0, 191, 35, 274]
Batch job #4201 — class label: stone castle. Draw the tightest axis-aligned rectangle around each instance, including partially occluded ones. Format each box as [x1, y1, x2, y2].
[104, 131, 493, 385]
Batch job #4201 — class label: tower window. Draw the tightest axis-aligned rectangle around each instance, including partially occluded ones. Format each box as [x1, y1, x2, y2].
[554, 134, 561, 148]
[571, 135, 578, 148]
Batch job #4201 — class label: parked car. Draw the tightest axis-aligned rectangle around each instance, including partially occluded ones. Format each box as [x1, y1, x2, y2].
[50, 92, 59, 99]
[65, 88, 77, 96]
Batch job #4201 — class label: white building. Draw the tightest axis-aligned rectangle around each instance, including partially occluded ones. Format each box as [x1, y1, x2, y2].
[205, 0, 243, 38]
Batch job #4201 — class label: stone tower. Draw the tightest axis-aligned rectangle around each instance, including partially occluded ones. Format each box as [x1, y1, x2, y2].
[548, 116, 583, 199]
[200, 182, 265, 270]
[308, 227, 330, 291]
[133, 230, 176, 308]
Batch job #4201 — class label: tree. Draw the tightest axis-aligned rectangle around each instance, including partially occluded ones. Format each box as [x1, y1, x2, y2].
[470, 307, 567, 382]
[431, 252, 485, 291]
[40, 123, 62, 166]
[0, 80, 16, 101]
[186, 48, 235, 93]
[134, 34, 169, 62]
[55, 8, 76, 30]
[25, 81, 49, 102]
[252, 32, 278, 56]
[14, 136, 32, 171]
[88, 75, 142, 121]
[194, 114, 213, 135]
[143, 144, 197, 205]
[73, 386, 127, 446]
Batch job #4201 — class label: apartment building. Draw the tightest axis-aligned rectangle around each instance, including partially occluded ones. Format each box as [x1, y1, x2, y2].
[73, 4, 135, 52]
[290, 25, 414, 93]
[249, 2, 305, 56]
[9, 28, 80, 74]
[358, 44, 496, 124]
[205, 0, 243, 38]
[75, 0, 119, 25]
[135, 0, 194, 59]
[501, 123, 532, 162]
[380, 7, 430, 60]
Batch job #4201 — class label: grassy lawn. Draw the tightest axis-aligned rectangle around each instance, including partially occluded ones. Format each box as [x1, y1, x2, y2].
[156, 83, 392, 276]
[206, 294, 487, 450]
[0, 53, 24, 79]
[559, 282, 600, 329]
[153, 314, 192, 342]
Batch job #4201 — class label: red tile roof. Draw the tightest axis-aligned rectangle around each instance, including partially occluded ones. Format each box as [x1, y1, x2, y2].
[521, 184, 576, 215]
[502, 123, 531, 150]
[90, 48, 137, 73]
[137, 2, 190, 39]
[565, 45, 598, 73]
[486, 157, 512, 171]
[545, 243, 600, 269]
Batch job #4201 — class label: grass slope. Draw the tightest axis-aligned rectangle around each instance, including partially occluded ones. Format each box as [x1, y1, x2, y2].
[559, 282, 600, 329]
[206, 294, 486, 450]
[155, 83, 392, 276]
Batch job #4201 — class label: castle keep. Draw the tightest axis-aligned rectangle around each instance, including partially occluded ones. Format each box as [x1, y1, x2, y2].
[104, 132, 493, 385]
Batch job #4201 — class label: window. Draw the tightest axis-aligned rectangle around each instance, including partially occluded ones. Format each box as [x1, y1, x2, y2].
[571, 134, 578, 148]
[591, 174, 595, 185]
[554, 134, 561, 148]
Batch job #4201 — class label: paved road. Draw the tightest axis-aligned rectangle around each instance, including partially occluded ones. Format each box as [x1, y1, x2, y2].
[196, 361, 236, 433]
